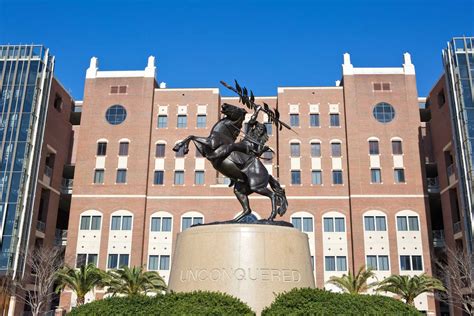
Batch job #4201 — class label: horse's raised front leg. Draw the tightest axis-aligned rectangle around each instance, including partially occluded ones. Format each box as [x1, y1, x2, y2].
[172, 135, 194, 154]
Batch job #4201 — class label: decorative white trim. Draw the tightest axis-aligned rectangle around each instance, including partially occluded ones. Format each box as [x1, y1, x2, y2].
[351, 194, 427, 198]
[96, 71, 147, 78]
[353, 68, 404, 75]
[278, 87, 342, 93]
[154, 88, 219, 94]
[72, 194, 426, 199]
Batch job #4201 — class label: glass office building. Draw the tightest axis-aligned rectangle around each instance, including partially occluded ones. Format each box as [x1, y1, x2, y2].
[0, 45, 54, 277]
[443, 36, 474, 254]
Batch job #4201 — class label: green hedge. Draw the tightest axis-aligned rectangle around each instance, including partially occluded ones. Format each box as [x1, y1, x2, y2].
[68, 291, 254, 315]
[262, 288, 422, 315]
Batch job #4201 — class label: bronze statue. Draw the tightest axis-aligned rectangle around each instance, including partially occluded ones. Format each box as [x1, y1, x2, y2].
[173, 81, 291, 222]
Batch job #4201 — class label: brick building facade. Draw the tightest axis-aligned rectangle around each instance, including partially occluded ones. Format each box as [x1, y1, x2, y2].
[60, 53, 435, 313]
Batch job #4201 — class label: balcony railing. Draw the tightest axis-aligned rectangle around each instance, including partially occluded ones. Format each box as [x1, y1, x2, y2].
[427, 177, 440, 193]
[60, 178, 73, 194]
[453, 221, 463, 234]
[447, 164, 457, 185]
[55, 229, 68, 246]
[432, 229, 445, 248]
[36, 220, 46, 233]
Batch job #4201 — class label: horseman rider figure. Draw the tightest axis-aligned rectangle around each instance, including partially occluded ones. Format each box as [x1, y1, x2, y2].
[207, 105, 270, 179]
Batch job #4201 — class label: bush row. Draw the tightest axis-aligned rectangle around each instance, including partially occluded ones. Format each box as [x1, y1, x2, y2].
[69, 288, 421, 315]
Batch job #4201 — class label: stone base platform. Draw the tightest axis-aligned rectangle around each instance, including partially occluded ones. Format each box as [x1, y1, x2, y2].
[168, 224, 315, 314]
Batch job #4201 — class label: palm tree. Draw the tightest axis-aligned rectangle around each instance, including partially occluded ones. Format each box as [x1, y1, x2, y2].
[377, 274, 446, 305]
[104, 266, 167, 296]
[326, 266, 377, 294]
[55, 263, 105, 306]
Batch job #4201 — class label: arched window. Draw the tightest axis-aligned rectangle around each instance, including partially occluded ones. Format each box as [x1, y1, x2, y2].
[330, 140, 342, 157]
[110, 210, 133, 231]
[118, 139, 130, 156]
[290, 140, 301, 157]
[322, 211, 346, 233]
[368, 137, 379, 155]
[181, 211, 204, 231]
[291, 211, 314, 233]
[310, 140, 321, 157]
[391, 138, 403, 155]
[150, 211, 173, 232]
[79, 210, 102, 231]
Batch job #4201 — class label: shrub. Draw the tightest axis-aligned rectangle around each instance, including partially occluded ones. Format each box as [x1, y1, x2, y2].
[262, 288, 422, 315]
[68, 291, 254, 315]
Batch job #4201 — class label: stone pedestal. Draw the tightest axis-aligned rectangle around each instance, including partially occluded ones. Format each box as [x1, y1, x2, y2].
[168, 224, 315, 314]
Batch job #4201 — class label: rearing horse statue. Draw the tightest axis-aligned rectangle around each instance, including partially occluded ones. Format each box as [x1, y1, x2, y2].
[172, 102, 288, 221]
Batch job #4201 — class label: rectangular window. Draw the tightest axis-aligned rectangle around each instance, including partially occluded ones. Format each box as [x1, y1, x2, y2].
[290, 114, 299, 127]
[154, 171, 164, 185]
[378, 256, 389, 271]
[311, 143, 321, 157]
[195, 171, 205, 185]
[177, 115, 187, 128]
[175, 146, 185, 157]
[336, 256, 347, 271]
[371, 168, 382, 183]
[311, 170, 322, 185]
[174, 171, 184, 185]
[332, 170, 343, 185]
[108, 254, 118, 269]
[160, 255, 170, 270]
[382, 83, 391, 91]
[162, 217, 172, 231]
[116, 169, 127, 183]
[119, 254, 129, 268]
[303, 217, 313, 232]
[97, 142, 107, 156]
[291, 170, 301, 185]
[325, 256, 336, 271]
[394, 169, 405, 183]
[80, 216, 91, 230]
[331, 143, 341, 157]
[76, 254, 87, 268]
[364, 216, 375, 231]
[91, 216, 101, 230]
[290, 143, 300, 157]
[122, 216, 132, 230]
[366, 255, 378, 270]
[392, 141, 403, 155]
[369, 141, 379, 155]
[292, 218, 302, 231]
[111, 216, 121, 230]
[151, 217, 161, 232]
[119, 142, 129, 156]
[408, 216, 419, 231]
[334, 217, 345, 232]
[330, 114, 340, 127]
[93, 169, 104, 184]
[323, 218, 334, 232]
[397, 216, 408, 231]
[373, 83, 382, 91]
[119, 85, 127, 94]
[148, 255, 159, 270]
[155, 144, 165, 157]
[182, 217, 192, 231]
[87, 254, 98, 266]
[412, 256, 423, 270]
[376, 216, 387, 231]
[157, 115, 168, 128]
[196, 115, 206, 128]
[400, 255, 411, 271]
[264, 122, 272, 135]
[310, 114, 320, 127]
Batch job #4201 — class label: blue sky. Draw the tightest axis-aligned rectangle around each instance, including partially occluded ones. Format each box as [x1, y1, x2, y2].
[0, 0, 472, 100]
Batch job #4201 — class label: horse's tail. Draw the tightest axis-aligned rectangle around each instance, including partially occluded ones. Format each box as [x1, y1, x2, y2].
[269, 176, 288, 217]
